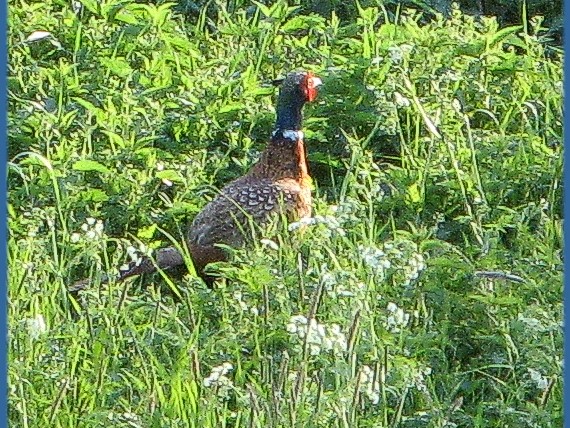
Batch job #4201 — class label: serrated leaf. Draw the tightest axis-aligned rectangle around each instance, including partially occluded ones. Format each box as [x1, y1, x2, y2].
[114, 10, 138, 25]
[406, 182, 422, 204]
[72, 160, 111, 174]
[487, 25, 523, 49]
[100, 57, 132, 78]
[137, 224, 157, 239]
[281, 16, 324, 32]
[101, 130, 127, 149]
[81, 188, 110, 202]
[156, 170, 183, 182]
[219, 103, 245, 114]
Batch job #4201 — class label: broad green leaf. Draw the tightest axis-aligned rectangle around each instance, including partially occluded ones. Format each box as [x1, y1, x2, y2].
[219, 103, 246, 114]
[80, 188, 110, 202]
[72, 160, 111, 174]
[280, 16, 325, 33]
[100, 57, 132, 78]
[137, 224, 157, 239]
[406, 182, 422, 204]
[156, 170, 183, 182]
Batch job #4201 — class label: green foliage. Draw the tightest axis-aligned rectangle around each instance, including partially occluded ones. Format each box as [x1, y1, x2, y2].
[9, 0, 562, 427]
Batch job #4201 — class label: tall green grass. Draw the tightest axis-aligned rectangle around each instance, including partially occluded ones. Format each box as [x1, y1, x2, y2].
[9, 1, 562, 426]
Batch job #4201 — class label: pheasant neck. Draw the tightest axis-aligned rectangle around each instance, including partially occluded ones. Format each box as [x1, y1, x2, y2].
[248, 91, 309, 181]
[274, 94, 304, 131]
[250, 131, 309, 181]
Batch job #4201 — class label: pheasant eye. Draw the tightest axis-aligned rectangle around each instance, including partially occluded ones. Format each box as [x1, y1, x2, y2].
[303, 73, 322, 102]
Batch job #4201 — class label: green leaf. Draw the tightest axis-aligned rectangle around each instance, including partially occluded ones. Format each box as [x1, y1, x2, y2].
[101, 130, 127, 149]
[137, 224, 157, 239]
[487, 25, 523, 49]
[72, 160, 111, 174]
[73, 97, 103, 116]
[406, 182, 422, 204]
[280, 16, 324, 33]
[251, 1, 271, 18]
[114, 10, 139, 25]
[156, 170, 183, 182]
[218, 103, 246, 114]
[100, 57, 132, 78]
[80, 188, 110, 202]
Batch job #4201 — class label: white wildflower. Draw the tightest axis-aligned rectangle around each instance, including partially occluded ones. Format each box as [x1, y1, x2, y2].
[385, 302, 410, 333]
[517, 314, 543, 331]
[371, 56, 384, 66]
[71, 0, 82, 15]
[203, 362, 234, 397]
[79, 218, 105, 241]
[94, 220, 104, 235]
[286, 323, 298, 334]
[120, 412, 141, 425]
[260, 238, 279, 250]
[359, 365, 380, 404]
[360, 245, 391, 274]
[410, 366, 432, 394]
[287, 215, 345, 236]
[528, 368, 549, 390]
[233, 291, 248, 311]
[26, 314, 47, 339]
[286, 315, 347, 355]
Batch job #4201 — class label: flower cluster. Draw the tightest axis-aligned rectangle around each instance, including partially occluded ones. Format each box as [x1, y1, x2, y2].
[259, 238, 279, 251]
[387, 44, 414, 63]
[359, 365, 380, 404]
[408, 366, 432, 394]
[203, 362, 234, 398]
[404, 251, 426, 286]
[527, 368, 549, 390]
[382, 240, 426, 287]
[25, 314, 47, 340]
[117, 243, 153, 272]
[359, 244, 392, 277]
[393, 91, 411, 108]
[288, 215, 345, 237]
[233, 290, 259, 316]
[385, 302, 410, 333]
[355, 233, 427, 286]
[70, 217, 105, 243]
[286, 315, 347, 356]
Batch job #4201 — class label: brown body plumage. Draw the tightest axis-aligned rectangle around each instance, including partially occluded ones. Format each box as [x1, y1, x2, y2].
[70, 71, 321, 291]
[188, 71, 321, 285]
[189, 134, 313, 283]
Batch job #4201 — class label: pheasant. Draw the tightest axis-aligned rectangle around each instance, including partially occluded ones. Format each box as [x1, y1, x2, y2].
[70, 71, 322, 291]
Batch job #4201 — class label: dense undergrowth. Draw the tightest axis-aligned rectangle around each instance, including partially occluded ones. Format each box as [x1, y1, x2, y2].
[8, 0, 562, 426]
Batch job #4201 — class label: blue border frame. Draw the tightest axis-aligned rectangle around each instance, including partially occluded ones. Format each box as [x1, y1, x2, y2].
[1, 0, 7, 424]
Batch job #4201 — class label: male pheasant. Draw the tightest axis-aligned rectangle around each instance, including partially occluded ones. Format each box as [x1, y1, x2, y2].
[71, 71, 321, 291]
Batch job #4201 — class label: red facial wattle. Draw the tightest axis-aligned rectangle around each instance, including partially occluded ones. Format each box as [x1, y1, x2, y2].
[304, 72, 322, 102]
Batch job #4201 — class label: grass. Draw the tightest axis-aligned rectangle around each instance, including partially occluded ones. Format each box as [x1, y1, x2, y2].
[8, 0, 562, 426]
